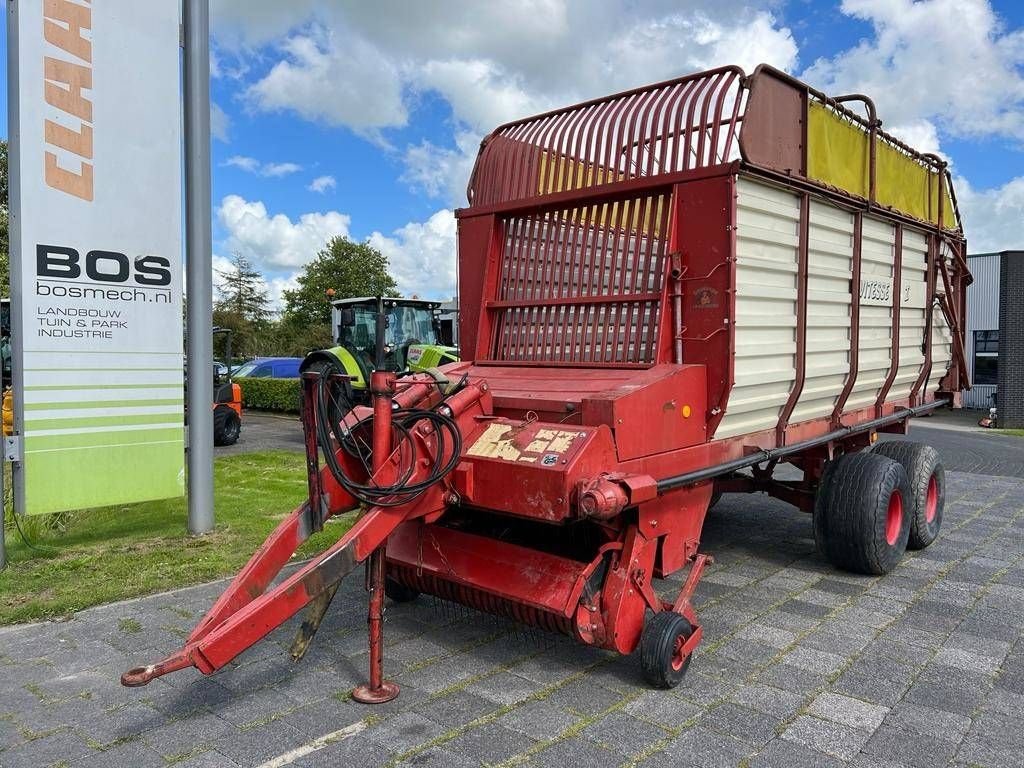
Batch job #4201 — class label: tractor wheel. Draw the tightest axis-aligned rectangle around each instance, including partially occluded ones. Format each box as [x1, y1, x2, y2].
[813, 452, 911, 575]
[303, 359, 352, 429]
[640, 612, 695, 689]
[213, 405, 241, 447]
[871, 441, 944, 550]
[384, 578, 419, 603]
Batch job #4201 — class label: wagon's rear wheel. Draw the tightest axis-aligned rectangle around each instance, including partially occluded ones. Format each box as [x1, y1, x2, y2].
[640, 612, 694, 689]
[813, 452, 911, 575]
[871, 441, 944, 550]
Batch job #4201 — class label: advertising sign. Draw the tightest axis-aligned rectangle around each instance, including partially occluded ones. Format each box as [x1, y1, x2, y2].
[8, 1, 184, 514]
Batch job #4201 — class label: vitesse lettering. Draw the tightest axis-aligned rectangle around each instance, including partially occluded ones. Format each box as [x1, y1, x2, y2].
[860, 280, 891, 302]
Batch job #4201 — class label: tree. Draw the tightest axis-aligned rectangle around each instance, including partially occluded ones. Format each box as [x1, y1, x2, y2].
[215, 253, 270, 325]
[282, 236, 399, 327]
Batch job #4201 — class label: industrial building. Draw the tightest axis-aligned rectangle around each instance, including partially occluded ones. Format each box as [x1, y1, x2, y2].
[964, 251, 1024, 428]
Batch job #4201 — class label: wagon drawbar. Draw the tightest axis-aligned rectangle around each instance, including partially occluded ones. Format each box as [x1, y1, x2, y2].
[121, 64, 970, 698]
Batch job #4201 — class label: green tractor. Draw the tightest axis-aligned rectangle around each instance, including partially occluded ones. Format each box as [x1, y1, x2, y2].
[300, 296, 459, 409]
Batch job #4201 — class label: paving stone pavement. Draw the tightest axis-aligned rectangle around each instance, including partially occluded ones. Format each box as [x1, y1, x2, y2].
[2, 469, 1023, 768]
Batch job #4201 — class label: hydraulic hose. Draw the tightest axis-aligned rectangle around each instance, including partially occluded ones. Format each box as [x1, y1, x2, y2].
[313, 373, 463, 508]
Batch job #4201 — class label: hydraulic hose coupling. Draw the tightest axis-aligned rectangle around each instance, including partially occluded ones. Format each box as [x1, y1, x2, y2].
[578, 476, 630, 521]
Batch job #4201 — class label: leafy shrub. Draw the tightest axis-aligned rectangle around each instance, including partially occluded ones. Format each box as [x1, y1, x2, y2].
[237, 377, 301, 413]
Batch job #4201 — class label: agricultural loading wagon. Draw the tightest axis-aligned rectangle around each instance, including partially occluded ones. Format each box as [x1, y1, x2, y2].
[122, 64, 970, 697]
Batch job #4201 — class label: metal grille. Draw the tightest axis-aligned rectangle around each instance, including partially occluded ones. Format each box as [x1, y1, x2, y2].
[486, 193, 671, 366]
[468, 66, 745, 207]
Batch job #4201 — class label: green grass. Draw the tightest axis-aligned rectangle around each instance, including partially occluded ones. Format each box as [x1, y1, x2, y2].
[0, 451, 351, 625]
[997, 428, 1024, 437]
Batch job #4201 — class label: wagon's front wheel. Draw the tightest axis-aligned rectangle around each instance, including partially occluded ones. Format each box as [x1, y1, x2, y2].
[640, 612, 694, 689]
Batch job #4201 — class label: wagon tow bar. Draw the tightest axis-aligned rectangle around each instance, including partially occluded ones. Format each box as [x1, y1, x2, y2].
[121, 370, 466, 701]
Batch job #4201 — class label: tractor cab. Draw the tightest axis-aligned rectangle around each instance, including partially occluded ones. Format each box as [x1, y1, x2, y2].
[301, 297, 459, 406]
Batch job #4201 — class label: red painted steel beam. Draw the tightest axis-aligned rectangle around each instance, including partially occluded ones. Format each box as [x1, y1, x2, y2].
[876, 224, 903, 416]
[777, 193, 811, 444]
[909, 234, 938, 406]
[832, 212, 863, 426]
[457, 164, 740, 221]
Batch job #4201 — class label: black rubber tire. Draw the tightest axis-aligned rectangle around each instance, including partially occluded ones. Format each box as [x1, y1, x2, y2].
[213, 405, 241, 446]
[871, 441, 944, 550]
[813, 452, 911, 575]
[640, 612, 695, 689]
[709, 490, 723, 510]
[384, 578, 419, 603]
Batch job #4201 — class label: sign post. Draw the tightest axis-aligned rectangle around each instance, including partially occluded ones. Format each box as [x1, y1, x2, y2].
[7, 1, 185, 516]
[183, 0, 214, 535]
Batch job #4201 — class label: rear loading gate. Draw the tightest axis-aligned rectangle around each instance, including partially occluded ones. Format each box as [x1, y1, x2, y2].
[121, 64, 970, 699]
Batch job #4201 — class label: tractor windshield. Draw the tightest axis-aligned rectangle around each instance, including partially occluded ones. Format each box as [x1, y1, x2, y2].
[339, 303, 438, 372]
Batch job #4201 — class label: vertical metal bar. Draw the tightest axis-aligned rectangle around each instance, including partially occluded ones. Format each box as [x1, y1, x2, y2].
[876, 224, 903, 416]
[657, 82, 690, 173]
[682, 76, 716, 169]
[909, 234, 937, 406]
[695, 72, 725, 167]
[719, 77, 745, 162]
[1, 454, 6, 571]
[634, 196, 655, 356]
[351, 371, 399, 705]
[776, 193, 811, 444]
[184, 0, 215, 536]
[620, 196, 649, 362]
[831, 212, 863, 426]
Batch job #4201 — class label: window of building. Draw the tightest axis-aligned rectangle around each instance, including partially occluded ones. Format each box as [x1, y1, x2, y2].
[973, 330, 998, 386]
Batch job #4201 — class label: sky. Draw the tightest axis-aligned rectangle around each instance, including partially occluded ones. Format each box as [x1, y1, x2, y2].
[4, 0, 1024, 309]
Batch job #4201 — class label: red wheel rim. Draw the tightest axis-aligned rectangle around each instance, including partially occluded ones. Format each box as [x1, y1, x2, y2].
[671, 634, 687, 671]
[925, 475, 938, 523]
[885, 490, 904, 546]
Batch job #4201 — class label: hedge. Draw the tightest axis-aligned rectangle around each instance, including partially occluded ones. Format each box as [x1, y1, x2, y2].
[237, 377, 301, 413]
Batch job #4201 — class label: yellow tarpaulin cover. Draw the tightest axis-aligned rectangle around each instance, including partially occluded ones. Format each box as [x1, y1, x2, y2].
[807, 101, 957, 229]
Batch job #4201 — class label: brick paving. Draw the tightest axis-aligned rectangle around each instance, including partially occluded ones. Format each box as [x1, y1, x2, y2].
[1, 468, 1023, 768]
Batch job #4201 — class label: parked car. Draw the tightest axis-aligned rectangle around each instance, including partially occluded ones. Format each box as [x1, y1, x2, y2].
[232, 357, 303, 379]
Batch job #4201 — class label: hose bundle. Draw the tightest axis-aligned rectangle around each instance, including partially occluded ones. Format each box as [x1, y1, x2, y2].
[313, 374, 463, 508]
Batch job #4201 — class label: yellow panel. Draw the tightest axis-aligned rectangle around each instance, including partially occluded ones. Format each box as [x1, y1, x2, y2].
[806, 101, 958, 230]
[807, 101, 869, 199]
[537, 150, 665, 236]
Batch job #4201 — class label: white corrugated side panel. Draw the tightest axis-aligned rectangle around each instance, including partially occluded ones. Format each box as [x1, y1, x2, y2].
[790, 200, 854, 423]
[717, 177, 799, 438]
[888, 227, 928, 400]
[845, 217, 896, 410]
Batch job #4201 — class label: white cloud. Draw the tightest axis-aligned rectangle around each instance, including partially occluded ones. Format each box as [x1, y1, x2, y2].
[308, 175, 337, 193]
[224, 155, 260, 173]
[224, 155, 303, 177]
[217, 195, 350, 271]
[402, 131, 479, 205]
[262, 162, 303, 177]
[211, 101, 230, 142]
[886, 120, 944, 158]
[244, 27, 407, 138]
[368, 209, 457, 299]
[957, 175, 1024, 253]
[803, 0, 1024, 141]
